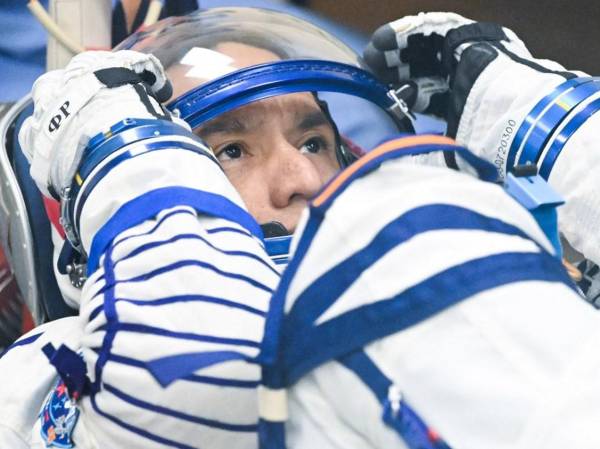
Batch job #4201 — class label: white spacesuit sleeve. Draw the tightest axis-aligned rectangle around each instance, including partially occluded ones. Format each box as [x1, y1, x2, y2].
[66, 139, 279, 448]
[12, 48, 279, 447]
[364, 16, 600, 292]
[452, 46, 600, 278]
[271, 136, 600, 449]
[0, 318, 82, 447]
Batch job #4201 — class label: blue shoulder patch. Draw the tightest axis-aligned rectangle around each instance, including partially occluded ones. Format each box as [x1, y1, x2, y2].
[39, 379, 80, 448]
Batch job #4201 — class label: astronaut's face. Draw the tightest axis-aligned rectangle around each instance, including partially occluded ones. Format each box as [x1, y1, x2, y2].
[195, 92, 340, 232]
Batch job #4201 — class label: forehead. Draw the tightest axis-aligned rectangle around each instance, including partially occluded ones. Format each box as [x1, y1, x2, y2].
[196, 92, 327, 134]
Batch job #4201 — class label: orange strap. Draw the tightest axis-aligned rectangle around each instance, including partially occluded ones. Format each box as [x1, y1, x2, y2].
[313, 135, 456, 207]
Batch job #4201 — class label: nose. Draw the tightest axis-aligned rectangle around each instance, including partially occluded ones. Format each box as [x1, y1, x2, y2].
[268, 142, 323, 209]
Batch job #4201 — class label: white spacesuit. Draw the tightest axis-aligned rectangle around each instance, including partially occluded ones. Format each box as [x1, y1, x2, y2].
[363, 12, 600, 304]
[1, 8, 600, 449]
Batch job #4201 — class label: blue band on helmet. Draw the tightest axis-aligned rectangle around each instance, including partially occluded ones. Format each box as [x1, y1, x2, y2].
[538, 96, 600, 179]
[168, 60, 397, 128]
[507, 77, 600, 171]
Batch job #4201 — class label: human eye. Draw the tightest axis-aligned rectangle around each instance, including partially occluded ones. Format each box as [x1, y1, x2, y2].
[214, 143, 244, 162]
[300, 136, 330, 155]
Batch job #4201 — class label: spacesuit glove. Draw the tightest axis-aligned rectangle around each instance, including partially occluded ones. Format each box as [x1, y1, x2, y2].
[363, 13, 533, 131]
[366, 13, 600, 294]
[18, 50, 190, 199]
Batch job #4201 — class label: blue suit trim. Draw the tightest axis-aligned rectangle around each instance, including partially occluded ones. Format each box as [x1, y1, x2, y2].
[103, 382, 258, 432]
[114, 231, 278, 277]
[506, 77, 600, 173]
[339, 350, 452, 449]
[106, 353, 259, 388]
[282, 250, 573, 386]
[112, 208, 196, 248]
[88, 187, 262, 274]
[117, 294, 267, 316]
[146, 350, 254, 387]
[538, 97, 600, 179]
[0, 332, 43, 358]
[286, 204, 545, 328]
[90, 394, 198, 449]
[100, 322, 261, 348]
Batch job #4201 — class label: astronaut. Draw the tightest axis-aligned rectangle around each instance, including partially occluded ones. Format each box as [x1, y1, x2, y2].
[0, 7, 599, 449]
[0, 8, 401, 448]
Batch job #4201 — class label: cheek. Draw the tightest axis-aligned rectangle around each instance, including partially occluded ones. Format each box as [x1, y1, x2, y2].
[312, 153, 340, 182]
[224, 166, 271, 218]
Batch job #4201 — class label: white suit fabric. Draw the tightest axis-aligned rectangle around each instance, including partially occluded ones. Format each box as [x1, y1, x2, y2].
[259, 136, 600, 449]
[0, 140, 279, 448]
[452, 50, 600, 287]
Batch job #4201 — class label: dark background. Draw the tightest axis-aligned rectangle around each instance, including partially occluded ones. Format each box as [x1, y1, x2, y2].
[303, 0, 600, 74]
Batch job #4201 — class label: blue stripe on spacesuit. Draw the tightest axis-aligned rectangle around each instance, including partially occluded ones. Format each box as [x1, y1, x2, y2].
[508, 77, 590, 167]
[89, 382, 257, 449]
[0, 331, 43, 358]
[89, 258, 273, 297]
[106, 353, 260, 388]
[339, 350, 452, 449]
[146, 350, 255, 388]
[117, 294, 267, 316]
[92, 209, 270, 284]
[93, 244, 118, 393]
[103, 382, 258, 432]
[89, 235, 261, 444]
[100, 322, 261, 348]
[258, 216, 323, 380]
[506, 77, 598, 169]
[90, 393, 199, 449]
[113, 231, 279, 276]
[206, 226, 254, 237]
[538, 96, 600, 179]
[88, 186, 262, 274]
[117, 259, 273, 293]
[286, 204, 550, 328]
[86, 291, 267, 324]
[517, 79, 600, 166]
[84, 203, 270, 343]
[282, 250, 573, 386]
[112, 208, 196, 247]
[82, 207, 197, 286]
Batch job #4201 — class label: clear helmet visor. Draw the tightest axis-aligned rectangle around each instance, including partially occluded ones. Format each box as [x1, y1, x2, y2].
[116, 7, 409, 150]
[117, 7, 362, 98]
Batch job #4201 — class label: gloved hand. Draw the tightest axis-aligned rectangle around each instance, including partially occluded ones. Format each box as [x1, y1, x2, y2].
[18, 50, 189, 199]
[363, 12, 534, 135]
[365, 13, 600, 304]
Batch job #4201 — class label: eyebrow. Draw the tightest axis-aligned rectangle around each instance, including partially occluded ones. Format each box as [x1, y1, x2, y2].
[196, 117, 247, 137]
[296, 110, 331, 132]
[197, 106, 332, 138]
